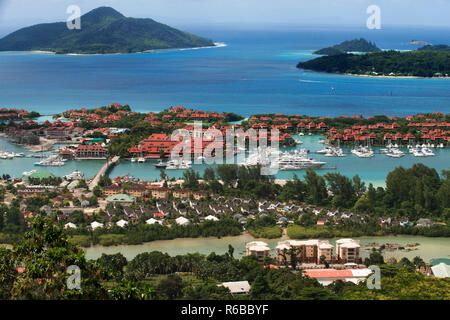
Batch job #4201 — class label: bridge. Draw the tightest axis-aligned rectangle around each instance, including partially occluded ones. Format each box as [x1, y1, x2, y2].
[89, 155, 120, 190]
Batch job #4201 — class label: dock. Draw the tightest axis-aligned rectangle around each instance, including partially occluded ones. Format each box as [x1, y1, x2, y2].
[89, 155, 120, 190]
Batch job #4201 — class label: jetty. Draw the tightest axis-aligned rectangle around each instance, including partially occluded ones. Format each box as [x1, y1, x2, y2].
[89, 155, 120, 190]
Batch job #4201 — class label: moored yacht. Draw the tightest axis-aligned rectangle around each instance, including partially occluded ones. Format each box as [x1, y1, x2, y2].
[64, 170, 85, 180]
[421, 147, 435, 156]
[154, 160, 167, 168]
[385, 148, 405, 158]
[351, 146, 374, 158]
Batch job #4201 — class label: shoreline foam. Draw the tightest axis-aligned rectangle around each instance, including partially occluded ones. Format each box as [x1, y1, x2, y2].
[19, 42, 228, 56]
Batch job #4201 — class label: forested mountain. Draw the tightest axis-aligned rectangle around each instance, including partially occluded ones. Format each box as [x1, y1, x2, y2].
[298, 50, 450, 77]
[314, 38, 381, 55]
[0, 7, 214, 54]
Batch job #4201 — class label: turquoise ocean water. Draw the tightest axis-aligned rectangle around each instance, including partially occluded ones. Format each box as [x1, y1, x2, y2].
[0, 26, 449, 116]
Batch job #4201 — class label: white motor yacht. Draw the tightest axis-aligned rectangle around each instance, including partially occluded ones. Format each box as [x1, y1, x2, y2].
[22, 170, 37, 176]
[351, 146, 374, 158]
[386, 148, 405, 158]
[413, 149, 426, 157]
[421, 148, 435, 156]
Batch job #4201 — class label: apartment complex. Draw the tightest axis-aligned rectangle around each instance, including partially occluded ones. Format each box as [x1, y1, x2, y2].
[335, 239, 361, 263]
[246, 241, 271, 262]
[275, 238, 361, 266]
[276, 240, 334, 265]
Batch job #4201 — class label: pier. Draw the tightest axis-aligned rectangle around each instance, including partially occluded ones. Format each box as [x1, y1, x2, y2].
[89, 155, 120, 190]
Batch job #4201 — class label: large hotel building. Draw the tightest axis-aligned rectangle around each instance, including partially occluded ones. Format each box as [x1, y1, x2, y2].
[245, 238, 361, 266]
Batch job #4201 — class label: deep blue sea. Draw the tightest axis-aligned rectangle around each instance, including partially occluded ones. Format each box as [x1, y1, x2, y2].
[0, 25, 449, 116]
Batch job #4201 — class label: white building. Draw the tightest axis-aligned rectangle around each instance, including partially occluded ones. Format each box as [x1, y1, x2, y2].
[219, 281, 251, 295]
[304, 268, 373, 286]
[90, 221, 104, 230]
[336, 239, 361, 263]
[175, 216, 190, 226]
[146, 218, 163, 225]
[64, 222, 77, 229]
[116, 219, 128, 228]
[246, 241, 271, 262]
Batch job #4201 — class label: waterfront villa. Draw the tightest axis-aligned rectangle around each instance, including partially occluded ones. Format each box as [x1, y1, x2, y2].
[75, 144, 108, 159]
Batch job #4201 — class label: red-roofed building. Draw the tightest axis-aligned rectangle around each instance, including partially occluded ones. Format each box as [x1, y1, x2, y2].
[75, 145, 107, 159]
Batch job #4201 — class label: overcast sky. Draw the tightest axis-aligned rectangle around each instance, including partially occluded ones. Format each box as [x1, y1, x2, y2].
[1, 0, 449, 35]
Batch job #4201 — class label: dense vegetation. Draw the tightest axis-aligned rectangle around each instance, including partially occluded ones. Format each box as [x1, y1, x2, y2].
[298, 50, 450, 77]
[314, 38, 381, 55]
[1, 163, 448, 246]
[0, 7, 214, 54]
[0, 218, 448, 300]
[417, 44, 450, 52]
[75, 217, 242, 246]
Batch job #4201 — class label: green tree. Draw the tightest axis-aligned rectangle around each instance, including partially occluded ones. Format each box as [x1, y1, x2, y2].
[305, 169, 328, 205]
[157, 274, 184, 299]
[203, 167, 215, 181]
[216, 164, 239, 187]
[8, 217, 108, 299]
[98, 253, 128, 280]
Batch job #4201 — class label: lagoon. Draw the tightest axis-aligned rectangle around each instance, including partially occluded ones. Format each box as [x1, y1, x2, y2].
[83, 234, 450, 262]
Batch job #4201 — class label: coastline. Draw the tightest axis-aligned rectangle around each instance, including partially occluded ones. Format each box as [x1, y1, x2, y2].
[0, 132, 56, 152]
[344, 73, 450, 79]
[28, 42, 228, 56]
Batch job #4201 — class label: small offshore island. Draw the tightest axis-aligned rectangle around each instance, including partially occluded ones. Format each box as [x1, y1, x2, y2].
[298, 40, 450, 78]
[0, 7, 215, 54]
[313, 38, 381, 56]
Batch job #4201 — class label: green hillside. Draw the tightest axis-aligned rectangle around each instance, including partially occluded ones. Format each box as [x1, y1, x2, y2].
[297, 50, 450, 77]
[314, 38, 381, 55]
[0, 7, 214, 54]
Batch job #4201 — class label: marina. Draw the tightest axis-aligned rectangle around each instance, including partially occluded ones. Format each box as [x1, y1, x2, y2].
[0, 135, 449, 187]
